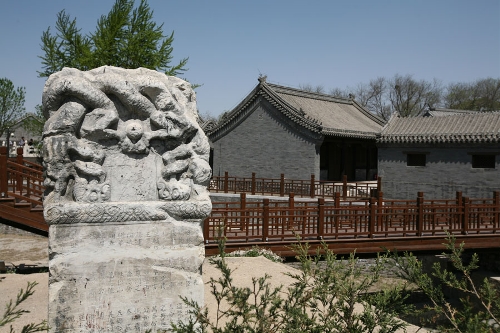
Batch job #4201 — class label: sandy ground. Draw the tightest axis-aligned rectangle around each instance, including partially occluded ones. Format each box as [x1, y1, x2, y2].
[0, 233, 425, 332]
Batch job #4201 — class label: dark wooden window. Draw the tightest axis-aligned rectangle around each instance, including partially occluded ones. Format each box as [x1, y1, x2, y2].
[407, 153, 426, 167]
[472, 154, 495, 169]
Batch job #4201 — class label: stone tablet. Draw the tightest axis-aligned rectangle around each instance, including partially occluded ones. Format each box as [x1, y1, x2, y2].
[42, 66, 211, 332]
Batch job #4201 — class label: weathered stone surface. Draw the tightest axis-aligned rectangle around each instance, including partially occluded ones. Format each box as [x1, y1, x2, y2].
[43, 66, 211, 332]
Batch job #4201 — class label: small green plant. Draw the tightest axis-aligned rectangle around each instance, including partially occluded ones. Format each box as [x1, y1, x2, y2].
[171, 237, 412, 333]
[390, 234, 500, 332]
[0, 281, 49, 332]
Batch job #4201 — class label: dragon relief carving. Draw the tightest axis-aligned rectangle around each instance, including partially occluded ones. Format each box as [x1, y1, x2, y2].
[42, 67, 211, 205]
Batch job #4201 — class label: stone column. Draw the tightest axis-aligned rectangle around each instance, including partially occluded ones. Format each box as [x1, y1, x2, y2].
[42, 67, 212, 332]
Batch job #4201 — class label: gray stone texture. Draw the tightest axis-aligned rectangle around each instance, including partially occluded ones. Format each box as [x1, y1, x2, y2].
[378, 144, 500, 199]
[42, 66, 211, 332]
[211, 98, 321, 179]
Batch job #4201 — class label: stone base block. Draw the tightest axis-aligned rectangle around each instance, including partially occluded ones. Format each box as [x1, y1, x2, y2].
[48, 220, 204, 332]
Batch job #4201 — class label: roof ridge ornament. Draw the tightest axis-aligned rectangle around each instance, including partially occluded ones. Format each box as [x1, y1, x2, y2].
[258, 74, 267, 83]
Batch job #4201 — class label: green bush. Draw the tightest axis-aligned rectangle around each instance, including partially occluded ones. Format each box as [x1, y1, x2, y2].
[171, 238, 412, 333]
[390, 234, 500, 332]
[0, 281, 49, 332]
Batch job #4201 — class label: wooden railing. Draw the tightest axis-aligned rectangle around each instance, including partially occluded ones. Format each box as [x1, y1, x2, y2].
[209, 172, 380, 200]
[204, 191, 500, 251]
[0, 146, 43, 207]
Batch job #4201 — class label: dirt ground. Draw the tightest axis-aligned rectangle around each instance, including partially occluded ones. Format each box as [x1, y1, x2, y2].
[0, 233, 425, 332]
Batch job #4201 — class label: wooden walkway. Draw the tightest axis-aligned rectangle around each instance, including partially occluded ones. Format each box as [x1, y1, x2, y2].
[204, 192, 500, 256]
[0, 155, 499, 257]
[0, 146, 45, 233]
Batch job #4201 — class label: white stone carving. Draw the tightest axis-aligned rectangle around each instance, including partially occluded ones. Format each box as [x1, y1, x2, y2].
[42, 67, 210, 332]
[42, 66, 211, 206]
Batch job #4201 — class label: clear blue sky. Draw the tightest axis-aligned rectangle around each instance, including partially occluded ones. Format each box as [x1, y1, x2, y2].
[1, 0, 499, 118]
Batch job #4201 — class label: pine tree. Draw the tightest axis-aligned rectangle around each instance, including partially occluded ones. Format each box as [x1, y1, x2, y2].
[39, 0, 188, 78]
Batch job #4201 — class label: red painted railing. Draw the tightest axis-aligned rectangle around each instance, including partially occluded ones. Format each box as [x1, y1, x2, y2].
[204, 191, 500, 246]
[0, 146, 43, 206]
[209, 172, 380, 200]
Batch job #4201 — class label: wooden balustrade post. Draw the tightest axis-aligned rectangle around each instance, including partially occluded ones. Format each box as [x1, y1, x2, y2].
[334, 192, 340, 237]
[369, 197, 376, 238]
[0, 147, 7, 197]
[462, 197, 470, 235]
[280, 173, 285, 197]
[310, 174, 315, 198]
[417, 192, 424, 236]
[240, 193, 246, 231]
[317, 198, 324, 240]
[342, 174, 348, 200]
[456, 191, 463, 230]
[262, 198, 269, 242]
[16, 147, 23, 193]
[224, 171, 229, 193]
[377, 176, 382, 194]
[203, 218, 209, 243]
[288, 192, 295, 229]
[251, 172, 256, 195]
[494, 191, 500, 231]
[377, 191, 383, 231]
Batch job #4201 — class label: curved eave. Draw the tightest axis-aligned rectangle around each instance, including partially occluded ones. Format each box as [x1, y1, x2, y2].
[207, 85, 261, 139]
[208, 81, 323, 140]
[351, 100, 386, 126]
[378, 134, 500, 144]
[259, 83, 322, 133]
[322, 128, 378, 140]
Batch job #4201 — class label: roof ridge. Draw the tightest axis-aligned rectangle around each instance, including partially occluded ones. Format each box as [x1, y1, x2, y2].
[379, 111, 500, 144]
[265, 82, 352, 104]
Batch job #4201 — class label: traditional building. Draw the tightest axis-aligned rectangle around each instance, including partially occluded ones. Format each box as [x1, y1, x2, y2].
[378, 112, 500, 199]
[207, 77, 385, 180]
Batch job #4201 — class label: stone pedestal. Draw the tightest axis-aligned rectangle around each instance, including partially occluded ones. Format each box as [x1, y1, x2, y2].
[42, 67, 212, 332]
[49, 218, 203, 331]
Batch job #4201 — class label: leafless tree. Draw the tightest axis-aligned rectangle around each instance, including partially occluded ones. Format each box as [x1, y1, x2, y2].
[388, 74, 442, 117]
[299, 84, 326, 94]
[328, 87, 349, 99]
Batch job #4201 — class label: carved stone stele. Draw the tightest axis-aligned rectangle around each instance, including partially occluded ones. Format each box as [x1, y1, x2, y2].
[42, 66, 211, 332]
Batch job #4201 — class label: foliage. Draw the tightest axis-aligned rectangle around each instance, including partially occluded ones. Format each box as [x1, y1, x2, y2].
[322, 75, 499, 120]
[171, 238, 412, 333]
[39, 0, 188, 78]
[0, 78, 27, 138]
[21, 105, 44, 139]
[390, 234, 500, 332]
[444, 78, 500, 111]
[0, 281, 49, 332]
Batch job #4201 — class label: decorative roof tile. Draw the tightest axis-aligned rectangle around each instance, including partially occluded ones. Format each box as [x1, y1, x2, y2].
[208, 79, 384, 140]
[422, 107, 476, 117]
[379, 112, 500, 144]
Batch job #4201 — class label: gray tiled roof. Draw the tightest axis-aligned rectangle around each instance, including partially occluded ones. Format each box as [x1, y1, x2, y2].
[423, 108, 475, 117]
[379, 112, 500, 144]
[267, 83, 385, 138]
[208, 78, 385, 140]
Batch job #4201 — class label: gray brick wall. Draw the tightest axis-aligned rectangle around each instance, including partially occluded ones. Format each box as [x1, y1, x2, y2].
[211, 100, 322, 179]
[378, 144, 500, 199]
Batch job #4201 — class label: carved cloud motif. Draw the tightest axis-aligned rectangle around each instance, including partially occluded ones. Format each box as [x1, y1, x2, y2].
[42, 67, 211, 206]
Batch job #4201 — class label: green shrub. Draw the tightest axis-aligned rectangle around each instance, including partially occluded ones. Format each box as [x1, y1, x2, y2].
[390, 234, 500, 332]
[0, 281, 49, 332]
[171, 238, 412, 333]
